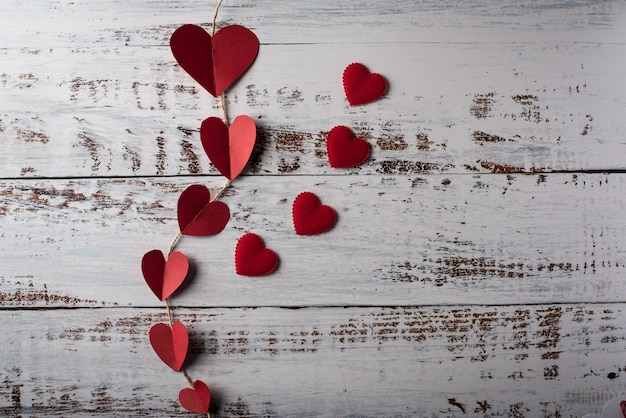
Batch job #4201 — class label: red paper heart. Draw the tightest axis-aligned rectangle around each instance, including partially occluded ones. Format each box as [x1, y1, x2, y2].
[235, 233, 279, 277]
[326, 125, 370, 168]
[343, 62, 387, 106]
[201, 115, 256, 180]
[178, 184, 230, 236]
[170, 24, 259, 97]
[179, 380, 211, 414]
[292, 192, 337, 235]
[142, 250, 189, 301]
[149, 322, 188, 371]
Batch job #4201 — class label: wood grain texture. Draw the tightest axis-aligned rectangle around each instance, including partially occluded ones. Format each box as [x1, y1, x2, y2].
[0, 173, 624, 309]
[2, 0, 626, 416]
[1, 2, 625, 177]
[2, 305, 626, 417]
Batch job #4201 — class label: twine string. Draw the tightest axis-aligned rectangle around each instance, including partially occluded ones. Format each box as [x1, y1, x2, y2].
[164, 298, 174, 328]
[219, 94, 229, 125]
[168, 232, 181, 257]
[211, 179, 232, 202]
[211, 0, 229, 125]
[211, 0, 223, 36]
[182, 368, 195, 388]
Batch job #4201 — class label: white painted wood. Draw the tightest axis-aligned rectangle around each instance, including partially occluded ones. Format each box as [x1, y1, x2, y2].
[2, 305, 625, 417]
[1, 3, 625, 177]
[0, 173, 624, 308]
[2, 0, 626, 416]
[2, 0, 626, 47]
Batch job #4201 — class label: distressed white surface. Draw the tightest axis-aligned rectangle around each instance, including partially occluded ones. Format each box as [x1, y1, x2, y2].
[0, 173, 625, 308]
[1, 1, 626, 417]
[2, 305, 626, 417]
[1, 3, 626, 177]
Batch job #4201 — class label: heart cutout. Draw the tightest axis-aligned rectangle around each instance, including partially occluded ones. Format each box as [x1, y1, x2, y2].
[178, 184, 230, 236]
[170, 24, 259, 97]
[201, 115, 256, 180]
[235, 233, 279, 277]
[292, 191, 337, 235]
[142, 250, 189, 301]
[343, 62, 387, 106]
[179, 380, 211, 414]
[326, 125, 370, 168]
[149, 322, 188, 371]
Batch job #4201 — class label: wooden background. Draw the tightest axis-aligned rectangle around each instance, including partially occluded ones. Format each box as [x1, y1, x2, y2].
[2, 1, 626, 416]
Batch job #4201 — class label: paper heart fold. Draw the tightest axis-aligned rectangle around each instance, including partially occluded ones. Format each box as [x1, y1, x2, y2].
[170, 24, 259, 97]
[178, 184, 230, 236]
[292, 191, 337, 235]
[179, 380, 211, 414]
[201, 115, 256, 180]
[326, 125, 370, 168]
[235, 233, 279, 277]
[343, 62, 387, 106]
[142, 250, 189, 301]
[149, 322, 188, 371]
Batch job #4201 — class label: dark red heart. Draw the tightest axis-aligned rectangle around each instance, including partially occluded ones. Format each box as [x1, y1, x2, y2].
[178, 184, 230, 236]
[200, 115, 256, 180]
[343, 62, 387, 106]
[179, 380, 211, 414]
[326, 125, 370, 168]
[142, 250, 189, 301]
[149, 322, 188, 371]
[235, 233, 278, 277]
[170, 24, 259, 97]
[292, 192, 337, 235]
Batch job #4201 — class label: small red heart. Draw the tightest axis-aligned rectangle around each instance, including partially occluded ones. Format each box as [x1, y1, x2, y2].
[142, 250, 189, 301]
[179, 380, 211, 414]
[235, 233, 279, 277]
[149, 322, 188, 371]
[343, 62, 387, 106]
[170, 24, 259, 97]
[326, 125, 370, 168]
[178, 184, 230, 236]
[201, 115, 256, 180]
[292, 192, 337, 235]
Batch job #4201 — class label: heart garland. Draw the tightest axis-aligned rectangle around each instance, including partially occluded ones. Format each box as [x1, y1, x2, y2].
[170, 24, 259, 97]
[140, 2, 387, 415]
[149, 322, 189, 371]
[142, 250, 189, 301]
[200, 115, 257, 181]
[179, 380, 212, 414]
[178, 185, 230, 236]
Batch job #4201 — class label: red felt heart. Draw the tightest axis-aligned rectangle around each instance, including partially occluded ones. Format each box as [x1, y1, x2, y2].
[178, 184, 230, 236]
[292, 192, 337, 235]
[149, 322, 188, 371]
[201, 115, 256, 180]
[179, 380, 211, 414]
[343, 62, 387, 106]
[235, 233, 279, 277]
[326, 125, 370, 168]
[142, 250, 189, 301]
[170, 24, 259, 97]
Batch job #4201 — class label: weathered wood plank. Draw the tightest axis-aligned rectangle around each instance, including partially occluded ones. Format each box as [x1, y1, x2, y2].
[1, 304, 624, 417]
[1, 173, 623, 308]
[2, 0, 625, 48]
[1, 41, 625, 177]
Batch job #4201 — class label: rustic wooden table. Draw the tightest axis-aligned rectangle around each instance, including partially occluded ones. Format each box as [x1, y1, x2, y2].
[2, 1, 626, 416]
